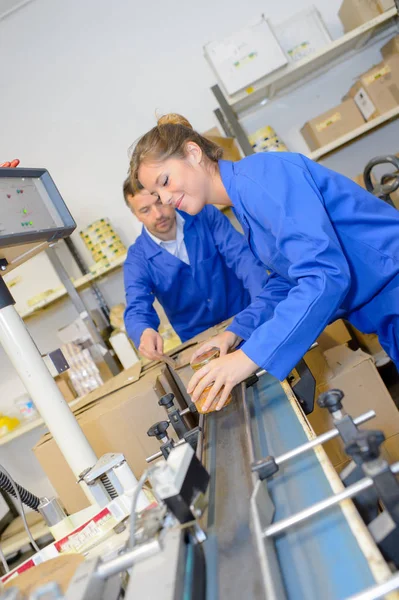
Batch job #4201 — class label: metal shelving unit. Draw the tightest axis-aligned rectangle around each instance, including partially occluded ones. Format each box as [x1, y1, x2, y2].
[16, 253, 127, 320]
[211, 6, 399, 159]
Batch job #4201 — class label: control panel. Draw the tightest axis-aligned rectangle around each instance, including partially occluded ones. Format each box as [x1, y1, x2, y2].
[0, 168, 76, 273]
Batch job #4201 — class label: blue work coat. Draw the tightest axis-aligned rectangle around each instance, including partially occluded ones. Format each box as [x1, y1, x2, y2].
[124, 205, 269, 347]
[223, 153, 399, 380]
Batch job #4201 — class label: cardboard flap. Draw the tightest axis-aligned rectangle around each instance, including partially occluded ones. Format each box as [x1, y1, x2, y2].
[324, 346, 371, 376]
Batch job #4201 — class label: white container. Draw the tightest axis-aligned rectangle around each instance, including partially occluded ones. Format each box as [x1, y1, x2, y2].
[14, 394, 38, 420]
[273, 6, 332, 63]
[204, 16, 287, 96]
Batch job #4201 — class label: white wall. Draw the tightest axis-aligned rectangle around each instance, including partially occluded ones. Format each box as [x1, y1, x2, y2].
[0, 0, 350, 250]
[0, 0, 398, 496]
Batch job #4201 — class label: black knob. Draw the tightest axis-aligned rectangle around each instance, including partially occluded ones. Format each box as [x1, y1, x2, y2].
[147, 421, 169, 440]
[158, 393, 175, 409]
[345, 430, 385, 464]
[317, 389, 344, 413]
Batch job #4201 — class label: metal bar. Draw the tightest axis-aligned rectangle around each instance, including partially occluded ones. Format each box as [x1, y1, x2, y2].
[97, 539, 160, 579]
[0, 303, 97, 500]
[196, 414, 205, 463]
[263, 461, 399, 538]
[146, 439, 186, 463]
[214, 108, 234, 138]
[345, 572, 399, 600]
[64, 238, 111, 323]
[241, 382, 256, 466]
[275, 410, 376, 467]
[46, 245, 120, 375]
[211, 84, 254, 156]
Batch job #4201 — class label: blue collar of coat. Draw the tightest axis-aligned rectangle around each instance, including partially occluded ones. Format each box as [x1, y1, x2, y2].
[218, 159, 239, 210]
[139, 210, 196, 259]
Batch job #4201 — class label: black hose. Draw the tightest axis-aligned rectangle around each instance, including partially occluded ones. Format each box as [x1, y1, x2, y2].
[0, 471, 40, 511]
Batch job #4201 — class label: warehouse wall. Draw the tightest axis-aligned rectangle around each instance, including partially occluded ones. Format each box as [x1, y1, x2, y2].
[0, 0, 398, 494]
[0, 0, 353, 249]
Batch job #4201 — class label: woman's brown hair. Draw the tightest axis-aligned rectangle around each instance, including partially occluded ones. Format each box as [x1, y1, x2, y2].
[130, 113, 223, 183]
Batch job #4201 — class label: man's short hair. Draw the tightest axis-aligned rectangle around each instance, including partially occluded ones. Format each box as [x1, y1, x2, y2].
[123, 175, 143, 206]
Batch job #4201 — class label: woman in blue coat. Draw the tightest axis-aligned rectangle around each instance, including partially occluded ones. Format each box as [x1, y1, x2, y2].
[131, 114, 399, 412]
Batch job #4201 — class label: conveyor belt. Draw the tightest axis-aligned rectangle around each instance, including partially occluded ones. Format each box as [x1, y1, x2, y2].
[201, 372, 394, 600]
[202, 393, 266, 600]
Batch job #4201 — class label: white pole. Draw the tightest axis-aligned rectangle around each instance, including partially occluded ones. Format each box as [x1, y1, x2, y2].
[0, 304, 98, 504]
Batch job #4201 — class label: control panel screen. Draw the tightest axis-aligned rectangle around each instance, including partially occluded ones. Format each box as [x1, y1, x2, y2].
[0, 176, 64, 236]
[0, 168, 76, 248]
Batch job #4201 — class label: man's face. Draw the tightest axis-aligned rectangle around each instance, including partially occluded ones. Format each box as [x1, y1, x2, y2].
[127, 189, 176, 236]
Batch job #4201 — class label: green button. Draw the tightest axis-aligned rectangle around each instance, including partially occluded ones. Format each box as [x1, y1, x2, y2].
[23, 209, 27, 214]
[29, 221, 33, 226]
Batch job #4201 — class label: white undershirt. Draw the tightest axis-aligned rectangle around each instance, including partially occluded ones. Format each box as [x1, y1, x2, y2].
[145, 213, 190, 265]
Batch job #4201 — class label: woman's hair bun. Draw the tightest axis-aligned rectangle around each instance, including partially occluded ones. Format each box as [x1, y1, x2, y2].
[157, 113, 193, 129]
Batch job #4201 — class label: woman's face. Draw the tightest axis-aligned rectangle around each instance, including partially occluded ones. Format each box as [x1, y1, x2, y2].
[137, 143, 212, 215]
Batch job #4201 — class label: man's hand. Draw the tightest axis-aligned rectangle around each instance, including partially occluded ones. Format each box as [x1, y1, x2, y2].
[187, 349, 259, 412]
[139, 328, 164, 361]
[190, 330, 239, 364]
[0, 159, 20, 168]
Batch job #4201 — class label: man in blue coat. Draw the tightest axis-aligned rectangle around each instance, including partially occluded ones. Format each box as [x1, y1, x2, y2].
[123, 179, 268, 361]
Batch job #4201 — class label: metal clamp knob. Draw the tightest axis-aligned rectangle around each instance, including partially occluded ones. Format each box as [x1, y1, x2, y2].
[317, 389, 344, 413]
[345, 430, 385, 464]
[147, 421, 170, 440]
[158, 393, 175, 409]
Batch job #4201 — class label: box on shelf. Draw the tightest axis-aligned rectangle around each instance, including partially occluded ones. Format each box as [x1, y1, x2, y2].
[338, 0, 381, 33]
[202, 127, 242, 161]
[204, 17, 287, 96]
[345, 55, 399, 121]
[273, 6, 332, 63]
[300, 99, 364, 152]
[378, 0, 396, 10]
[54, 373, 77, 403]
[248, 125, 288, 153]
[381, 34, 399, 60]
[306, 344, 399, 467]
[109, 331, 139, 370]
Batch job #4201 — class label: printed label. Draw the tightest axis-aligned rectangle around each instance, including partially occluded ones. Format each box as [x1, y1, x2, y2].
[364, 64, 391, 86]
[315, 112, 341, 132]
[354, 86, 376, 120]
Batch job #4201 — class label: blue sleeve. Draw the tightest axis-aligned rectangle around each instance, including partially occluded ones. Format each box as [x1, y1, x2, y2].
[123, 249, 160, 348]
[237, 157, 351, 380]
[226, 271, 292, 340]
[204, 205, 269, 300]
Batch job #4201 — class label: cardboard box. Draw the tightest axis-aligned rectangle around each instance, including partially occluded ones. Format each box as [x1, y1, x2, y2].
[338, 0, 381, 33]
[345, 56, 399, 121]
[33, 364, 179, 514]
[378, 0, 396, 11]
[55, 373, 76, 404]
[300, 99, 364, 151]
[204, 17, 287, 96]
[381, 34, 399, 60]
[307, 345, 399, 467]
[273, 6, 331, 63]
[203, 128, 241, 162]
[317, 319, 352, 352]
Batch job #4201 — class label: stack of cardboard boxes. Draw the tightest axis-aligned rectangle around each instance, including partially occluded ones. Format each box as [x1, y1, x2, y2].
[32, 317, 399, 514]
[306, 342, 399, 472]
[301, 16, 399, 152]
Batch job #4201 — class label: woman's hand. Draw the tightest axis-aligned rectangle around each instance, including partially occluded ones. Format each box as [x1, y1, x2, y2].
[187, 349, 259, 412]
[190, 331, 239, 364]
